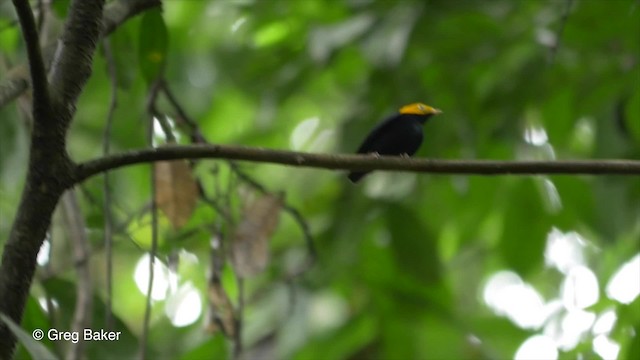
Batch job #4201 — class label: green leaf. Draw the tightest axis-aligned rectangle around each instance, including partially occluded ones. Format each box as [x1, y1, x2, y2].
[180, 335, 228, 360]
[253, 21, 292, 47]
[0, 313, 59, 360]
[625, 322, 640, 360]
[138, 9, 168, 84]
[0, 22, 19, 52]
[469, 317, 530, 359]
[625, 90, 640, 144]
[293, 314, 376, 360]
[500, 180, 550, 276]
[552, 177, 595, 228]
[110, 25, 138, 89]
[51, 0, 71, 19]
[41, 278, 140, 359]
[542, 88, 575, 144]
[15, 296, 56, 359]
[385, 204, 442, 286]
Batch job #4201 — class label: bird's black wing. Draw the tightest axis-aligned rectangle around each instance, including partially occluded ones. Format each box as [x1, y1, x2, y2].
[355, 113, 401, 154]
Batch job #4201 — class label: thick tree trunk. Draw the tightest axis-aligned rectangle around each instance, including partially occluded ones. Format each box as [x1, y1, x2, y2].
[0, 144, 72, 357]
[0, 190, 62, 356]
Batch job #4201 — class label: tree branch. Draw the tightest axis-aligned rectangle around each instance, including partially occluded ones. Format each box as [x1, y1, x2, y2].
[11, 0, 51, 119]
[102, 0, 161, 34]
[49, 0, 105, 107]
[73, 144, 640, 184]
[0, 0, 108, 357]
[0, 72, 29, 108]
[0, 0, 160, 109]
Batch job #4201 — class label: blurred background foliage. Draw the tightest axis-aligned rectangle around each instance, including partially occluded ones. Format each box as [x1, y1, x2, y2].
[0, 0, 639, 359]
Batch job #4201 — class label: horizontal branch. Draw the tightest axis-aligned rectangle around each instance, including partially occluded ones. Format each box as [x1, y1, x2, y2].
[73, 144, 640, 184]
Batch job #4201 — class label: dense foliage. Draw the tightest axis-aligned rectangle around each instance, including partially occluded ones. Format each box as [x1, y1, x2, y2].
[0, 0, 638, 359]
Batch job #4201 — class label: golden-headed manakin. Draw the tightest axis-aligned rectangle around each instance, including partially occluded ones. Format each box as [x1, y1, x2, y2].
[348, 103, 442, 183]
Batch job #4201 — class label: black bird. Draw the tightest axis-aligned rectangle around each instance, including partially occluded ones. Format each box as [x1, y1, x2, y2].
[348, 103, 442, 183]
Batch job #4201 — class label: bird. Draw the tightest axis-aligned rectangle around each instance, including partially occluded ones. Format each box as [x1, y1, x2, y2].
[348, 102, 442, 183]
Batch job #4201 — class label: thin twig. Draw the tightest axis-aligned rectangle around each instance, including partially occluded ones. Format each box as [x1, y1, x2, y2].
[198, 184, 234, 224]
[229, 163, 316, 277]
[139, 81, 162, 360]
[61, 190, 92, 360]
[158, 82, 235, 222]
[102, 37, 118, 331]
[282, 203, 316, 277]
[151, 110, 177, 143]
[35, 0, 45, 32]
[163, 81, 300, 358]
[12, 0, 51, 118]
[548, 0, 574, 64]
[234, 278, 244, 359]
[113, 202, 152, 236]
[207, 230, 234, 336]
[160, 81, 207, 143]
[138, 206, 158, 359]
[165, 82, 315, 271]
[73, 145, 640, 184]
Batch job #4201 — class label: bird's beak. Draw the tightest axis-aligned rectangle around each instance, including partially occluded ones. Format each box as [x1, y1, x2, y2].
[432, 108, 443, 115]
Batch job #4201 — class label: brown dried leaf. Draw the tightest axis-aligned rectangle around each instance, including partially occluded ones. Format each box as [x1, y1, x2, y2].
[230, 193, 283, 278]
[206, 279, 236, 336]
[154, 160, 199, 229]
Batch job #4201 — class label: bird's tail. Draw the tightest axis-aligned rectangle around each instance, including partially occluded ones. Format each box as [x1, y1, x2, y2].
[347, 171, 368, 183]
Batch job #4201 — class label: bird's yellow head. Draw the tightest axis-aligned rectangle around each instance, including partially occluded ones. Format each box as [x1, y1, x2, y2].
[399, 103, 442, 116]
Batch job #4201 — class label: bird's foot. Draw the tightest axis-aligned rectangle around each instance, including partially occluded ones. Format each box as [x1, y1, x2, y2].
[368, 152, 381, 158]
[400, 153, 411, 158]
